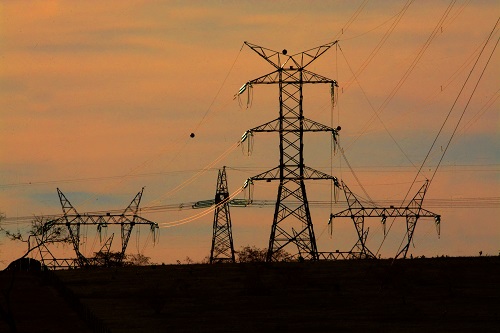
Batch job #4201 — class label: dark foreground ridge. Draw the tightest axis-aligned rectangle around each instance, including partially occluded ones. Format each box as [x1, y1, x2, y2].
[1, 256, 499, 332]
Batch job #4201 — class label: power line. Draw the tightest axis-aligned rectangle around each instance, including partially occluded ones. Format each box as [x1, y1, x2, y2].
[2, 163, 496, 189]
[340, 1, 413, 42]
[192, 42, 245, 132]
[346, 0, 457, 149]
[0, 168, 221, 189]
[389, 17, 500, 258]
[3, 196, 498, 225]
[411, 17, 499, 195]
[430, 34, 499, 186]
[334, 0, 370, 40]
[341, 0, 414, 90]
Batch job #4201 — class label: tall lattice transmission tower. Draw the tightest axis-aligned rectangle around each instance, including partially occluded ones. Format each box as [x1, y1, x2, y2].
[210, 166, 236, 263]
[238, 41, 340, 261]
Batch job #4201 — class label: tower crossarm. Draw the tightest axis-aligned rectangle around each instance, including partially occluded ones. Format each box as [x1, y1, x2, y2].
[290, 41, 339, 68]
[50, 213, 158, 227]
[247, 166, 340, 184]
[248, 166, 281, 181]
[303, 166, 340, 184]
[244, 117, 339, 133]
[330, 207, 440, 219]
[243, 69, 338, 86]
[132, 215, 159, 227]
[244, 40, 338, 69]
[244, 42, 288, 69]
[302, 118, 339, 132]
[335, 180, 437, 218]
[302, 70, 338, 85]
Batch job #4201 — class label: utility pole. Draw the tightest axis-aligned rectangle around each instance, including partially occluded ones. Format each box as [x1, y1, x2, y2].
[210, 166, 236, 263]
[238, 41, 341, 261]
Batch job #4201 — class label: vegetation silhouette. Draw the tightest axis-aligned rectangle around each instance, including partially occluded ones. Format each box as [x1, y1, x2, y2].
[236, 245, 293, 263]
[0, 216, 71, 261]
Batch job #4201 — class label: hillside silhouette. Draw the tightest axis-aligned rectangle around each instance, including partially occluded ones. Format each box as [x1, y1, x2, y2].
[1, 256, 499, 332]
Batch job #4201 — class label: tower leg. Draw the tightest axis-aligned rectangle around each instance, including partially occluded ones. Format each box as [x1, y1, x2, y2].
[396, 216, 419, 259]
[267, 180, 318, 262]
[350, 216, 376, 258]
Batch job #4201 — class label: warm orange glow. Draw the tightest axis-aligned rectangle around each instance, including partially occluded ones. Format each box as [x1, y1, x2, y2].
[1, 1, 498, 268]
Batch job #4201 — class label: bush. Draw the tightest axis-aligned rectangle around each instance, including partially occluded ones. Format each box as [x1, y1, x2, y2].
[236, 245, 293, 263]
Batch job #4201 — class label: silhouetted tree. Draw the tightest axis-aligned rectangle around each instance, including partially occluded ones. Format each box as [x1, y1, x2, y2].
[0, 215, 70, 261]
[126, 253, 153, 266]
[93, 250, 124, 267]
[92, 251, 153, 266]
[236, 245, 293, 263]
[237, 246, 267, 263]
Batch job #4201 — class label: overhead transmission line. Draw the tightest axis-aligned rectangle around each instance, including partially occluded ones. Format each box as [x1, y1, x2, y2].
[416, 22, 498, 125]
[388, 17, 500, 257]
[192, 42, 245, 132]
[407, 17, 499, 198]
[347, 0, 457, 150]
[158, 186, 244, 228]
[308, 0, 413, 125]
[340, 0, 414, 42]
[302, 0, 415, 213]
[334, 0, 370, 40]
[144, 139, 242, 207]
[341, 0, 414, 90]
[18, 5, 373, 220]
[332, 0, 458, 198]
[68, 42, 245, 211]
[3, 196, 498, 226]
[38, 44, 246, 213]
[338, 45, 418, 172]
[459, 88, 499, 134]
[429, 34, 499, 186]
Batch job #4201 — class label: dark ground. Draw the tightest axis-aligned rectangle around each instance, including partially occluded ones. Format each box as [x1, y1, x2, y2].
[1, 256, 499, 332]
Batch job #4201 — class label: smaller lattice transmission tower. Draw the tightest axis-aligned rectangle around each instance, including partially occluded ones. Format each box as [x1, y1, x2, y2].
[210, 166, 236, 263]
[36, 188, 159, 269]
[330, 180, 441, 259]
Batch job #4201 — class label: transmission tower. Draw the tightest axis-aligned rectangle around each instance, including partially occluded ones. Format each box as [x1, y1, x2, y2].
[46, 188, 159, 267]
[210, 166, 236, 263]
[238, 41, 341, 261]
[330, 180, 441, 259]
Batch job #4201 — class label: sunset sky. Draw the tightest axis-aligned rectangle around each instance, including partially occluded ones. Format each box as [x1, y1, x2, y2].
[1, 1, 498, 268]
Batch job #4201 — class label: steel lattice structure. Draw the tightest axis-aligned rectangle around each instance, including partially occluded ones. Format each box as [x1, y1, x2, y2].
[239, 41, 341, 261]
[31, 232, 115, 269]
[209, 166, 236, 264]
[330, 180, 441, 259]
[42, 188, 159, 267]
